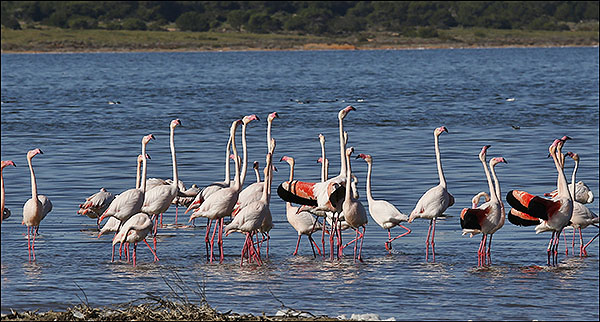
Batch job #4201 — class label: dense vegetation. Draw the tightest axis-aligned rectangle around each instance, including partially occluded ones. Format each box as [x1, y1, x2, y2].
[2, 1, 599, 36]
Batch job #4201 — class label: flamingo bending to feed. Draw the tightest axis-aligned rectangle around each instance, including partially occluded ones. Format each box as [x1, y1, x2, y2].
[189, 119, 244, 262]
[281, 156, 322, 257]
[562, 152, 598, 256]
[142, 119, 182, 245]
[460, 145, 507, 266]
[112, 213, 158, 267]
[99, 134, 154, 228]
[408, 126, 454, 262]
[22, 149, 53, 261]
[341, 147, 368, 262]
[506, 138, 573, 266]
[77, 188, 115, 227]
[356, 153, 411, 253]
[1, 160, 16, 222]
[225, 139, 275, 266]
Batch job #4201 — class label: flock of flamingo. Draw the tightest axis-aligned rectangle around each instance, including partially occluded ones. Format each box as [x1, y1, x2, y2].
[0, 106, 597, 268]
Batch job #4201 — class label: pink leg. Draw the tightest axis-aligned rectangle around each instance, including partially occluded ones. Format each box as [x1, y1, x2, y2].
[219, 218, 224, 262]
[31, 228, 37, 261]
[309, 235, 321, 257]
[159, 213, 163, 228]
[487, 234, 493, 266]
[547, 232, 554, 266]
[329, 216, 336, 260]
[389, 225, 411, 245]
[425, 220, 432, 262]
[578, 228, 584, 257]
[431, 219, 436, 262]
[357, 226, 365, 262]
[293, 235, 301, 255]
[353, 229, 358, 262]
[582, 232, 598, 256]
[209, 218, 219, 263]
[111, 242, 116, 262]
[204, 219, 212, 260]
[240, 234, 249, 267]
[144, 239, 159, 261]
[321, 219, 327, 258]
[175, 206, 178, 226]
[563, 229, 568, 256]
[133, 243, 137, 267]
[27, 227, 32, 262]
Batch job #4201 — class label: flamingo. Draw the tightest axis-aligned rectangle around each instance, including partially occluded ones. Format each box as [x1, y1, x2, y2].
[408, 126, 454, 262]
[1, 160, 16, 222]
[506, 138, 573, 266]
[471, 192, 490, 208]
[277, 106, 355, 213]
[341, 147, 368, 262]
[562, 152, 598, 256]
[22, 149, 53, 261]
[356, 153, 411, 253]
[142, 119, 182, 240]
[281, 156, 322, 257]
[98, 134, 154, 227]
[460, 145, 508, 266]
[189, 119, 244, 262]
[225, 139, 275, 266]
[112, 213, 158, 267]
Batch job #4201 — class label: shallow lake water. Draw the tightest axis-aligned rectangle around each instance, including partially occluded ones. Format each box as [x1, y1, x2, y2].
[1, 47, 598, 320]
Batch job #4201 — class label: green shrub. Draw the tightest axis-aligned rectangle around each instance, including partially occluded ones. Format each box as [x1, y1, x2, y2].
[417, 26, 438, 38]
[122, 18, 147, 30]
[1, 16, 21, 29]
[175, 12, 209, 32]
[68, 16, 97, 29]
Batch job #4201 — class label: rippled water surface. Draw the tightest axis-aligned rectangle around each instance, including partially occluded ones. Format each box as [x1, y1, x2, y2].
[1, 47, 599, 320]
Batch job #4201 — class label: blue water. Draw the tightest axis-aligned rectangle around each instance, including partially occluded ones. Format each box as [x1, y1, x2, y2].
[1, 47, 598, 321]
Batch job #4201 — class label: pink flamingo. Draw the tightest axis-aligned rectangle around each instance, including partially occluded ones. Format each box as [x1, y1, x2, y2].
[189, 119, 246, 262]
[99, 134, 154, 230]
[225, 139, 275, 266]
[507, 138, 573, 266]
[22, 149, 53, 261]
[356, 153, 411, 253]
[460, 145, 507, 266]
[562, 152, 598, 256]
[1, 160, 16, 222]
[112, 213, 158, 267]
[341, 147, 367, 262]
[281, 156, 322, 257]
[408, 126, 454, 262]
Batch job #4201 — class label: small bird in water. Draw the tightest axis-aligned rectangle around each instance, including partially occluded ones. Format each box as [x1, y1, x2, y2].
[511, 125, 520, 130]
[108, 100, 121, 105]
[506, 98, 516, 102]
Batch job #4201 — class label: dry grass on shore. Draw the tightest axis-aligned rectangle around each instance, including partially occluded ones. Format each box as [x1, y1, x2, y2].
[1, 271, 338, 322]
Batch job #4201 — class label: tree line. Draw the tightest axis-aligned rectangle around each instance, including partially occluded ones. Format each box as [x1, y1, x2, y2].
[2, 1, 598, 35]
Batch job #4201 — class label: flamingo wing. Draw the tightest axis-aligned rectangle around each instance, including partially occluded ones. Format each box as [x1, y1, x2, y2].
[508, 208, 541, 227]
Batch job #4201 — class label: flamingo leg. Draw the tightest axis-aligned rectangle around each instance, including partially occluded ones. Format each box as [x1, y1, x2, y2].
[209, 218, 219, 263]
[144, 239, 159, 262]
[389, 225, 412, 244]
[329, 215, 336, 260]
[174, 205, 178, 226]
[353, 228, 358, 262]
[578, 228, 584, 257]
[31, 227, 37, 261]
[554, 230, 562, 266]
[357, 226, 365, 262]
[218, 217, 224, 263]
[321, 218, 327, 258]
[582, 232, 598, 257]
[293, 235, 301, 255]
[111, 242, 116, 262]
[477, 235, 485, 267]
[309, 234, 322, 257]
[204, 219, 212, 261]
[133, 243, 137, 267]
[547, 231, 555, 266]
[27, 226, 32, 262]
[431, 219, 436, 262]
[159, 213, 163, 228]
[240, 233, 249, 267]
[425, 219, 432, 262]
[487, 234, 493, 266]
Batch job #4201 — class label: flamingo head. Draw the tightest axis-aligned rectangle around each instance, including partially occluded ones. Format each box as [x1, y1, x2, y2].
[478, 145, 491, 162]
[170, 119, 182, 129]
[268, 112, 279, 122]
[490, 157, 508, 167]
[253, 161, 259, 170]
[566, 151, 579, 162]
[434, 126, 449, 136]
[318, 133, 325, 144]
[242, 114, 259, 125]
[1, 160, 16, 169]
[27, 148, 43, 159]
[143, 134, 155, 145]
[345, 147, 354, 156]
[338, 105, 356, 120]
[317, 157, 323, 164]
[137, 153, 151, 163]
[280, 155, 294, 166]
[355, 153, 372, 163]
[556, 135, 571, 151]
[548, 139, 560, 156]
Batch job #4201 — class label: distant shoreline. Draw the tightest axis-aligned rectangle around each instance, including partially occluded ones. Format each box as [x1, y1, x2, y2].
[2, 43, 597, 55]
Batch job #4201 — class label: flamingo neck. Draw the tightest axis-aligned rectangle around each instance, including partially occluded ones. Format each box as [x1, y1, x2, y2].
[490, 162, 503, 214]
[551, 149, 570, 200]
[27, 156, 38, 200]
[141, 142, 148, 193]
[339, 117, 346, 177]
[324, 159, 329, 181]
[136, 158, 142, 189]
[254, 168, 261, 183]
[288, 162, 294, 182]
[170, 126, 179, 188]
[262, 157, 271, 202]
[224, 137, 232, 185]
[320, 141, 326, 182]
[267, 120, 273, 151]
[365, 161, 374, 203]
[345, 152, 352, 201]
[481, 156, 496, 203]
[240, 123, 249, 187]
[434, 134, 447, 188]
[570, 160, 578, 201]
[231, 126, 241, 191]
